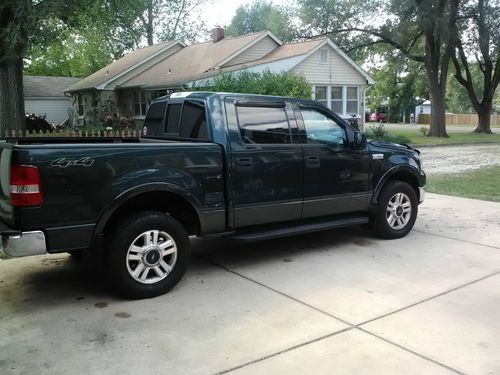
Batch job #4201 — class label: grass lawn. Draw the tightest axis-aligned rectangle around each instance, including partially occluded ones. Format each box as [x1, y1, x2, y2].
[427, 165, 500, 202]
[390, 129, 500, 145]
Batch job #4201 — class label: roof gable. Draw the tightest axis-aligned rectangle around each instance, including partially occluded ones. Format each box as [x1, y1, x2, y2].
[120, 31, 271, 89]
[66, 40, 183, 92]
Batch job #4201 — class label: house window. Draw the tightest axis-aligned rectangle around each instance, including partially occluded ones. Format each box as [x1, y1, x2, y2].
[346, 87, 358, 115]
[315, 86, 327, 107]
[78, 93, 84, 116]
[134, 89, 147, 116]
[319, 47, 328, 64]
[331, 86, 343, 114]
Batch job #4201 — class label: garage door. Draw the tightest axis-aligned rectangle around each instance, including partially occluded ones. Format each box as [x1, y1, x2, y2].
[25, 98, 71, 124]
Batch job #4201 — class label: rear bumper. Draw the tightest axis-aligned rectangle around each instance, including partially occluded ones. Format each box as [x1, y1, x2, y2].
[0, 222, 47, 257]
[419, 187, 426, 204]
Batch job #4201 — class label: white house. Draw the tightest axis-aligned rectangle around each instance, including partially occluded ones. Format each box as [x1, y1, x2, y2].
[415, 100, 431, 123]
[66, 28, 374, 128]
[24, 76, 80, 124]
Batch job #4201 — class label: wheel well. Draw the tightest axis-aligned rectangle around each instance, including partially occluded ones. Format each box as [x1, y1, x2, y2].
[386, 171, 420, 200]
[102, 191, 201, 237]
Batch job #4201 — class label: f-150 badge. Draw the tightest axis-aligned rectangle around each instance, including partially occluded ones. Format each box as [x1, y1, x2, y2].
[50, 157, 95, 168]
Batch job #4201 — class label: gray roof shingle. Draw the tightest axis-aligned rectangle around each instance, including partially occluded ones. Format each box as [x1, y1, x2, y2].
[24, 76, 81, 98]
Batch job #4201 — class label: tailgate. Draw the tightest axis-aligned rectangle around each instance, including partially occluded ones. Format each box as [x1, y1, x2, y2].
[0, 143, 14, 227]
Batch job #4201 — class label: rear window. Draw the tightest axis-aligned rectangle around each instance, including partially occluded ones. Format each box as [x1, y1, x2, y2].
[236, 106, 291, 144]
[164, 104, 182, 134]
[143, 102, 166, 136]
[179, 101, 208, 140]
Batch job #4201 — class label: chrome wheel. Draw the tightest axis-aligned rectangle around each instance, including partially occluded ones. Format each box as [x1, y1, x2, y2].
[386, 192, 412, 230]
[126, 230, 177, 284]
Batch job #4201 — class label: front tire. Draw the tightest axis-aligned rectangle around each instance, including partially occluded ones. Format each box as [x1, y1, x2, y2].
[374, 181, 418, 239]
[106, 211, 190, 299]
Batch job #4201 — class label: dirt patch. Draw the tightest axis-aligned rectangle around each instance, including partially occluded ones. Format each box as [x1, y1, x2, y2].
[94, 302, 108, 308]
[114, 312, 131, 319]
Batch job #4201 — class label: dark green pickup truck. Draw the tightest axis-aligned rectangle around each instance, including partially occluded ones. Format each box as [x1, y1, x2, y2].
[0, 92, 425, 298]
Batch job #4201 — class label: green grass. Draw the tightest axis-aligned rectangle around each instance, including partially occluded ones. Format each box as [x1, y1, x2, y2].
[389, 129, 500, 145]
[0, 251, 8, 259]
[427, 165, 500, 202]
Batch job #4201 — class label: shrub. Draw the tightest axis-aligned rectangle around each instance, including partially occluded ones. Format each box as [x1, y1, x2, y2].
[366, 123, 411, 144]
[419, 126, 429, 136]
[191, 70, 312, 99]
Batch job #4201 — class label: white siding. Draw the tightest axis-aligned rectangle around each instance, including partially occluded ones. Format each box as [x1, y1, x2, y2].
[223, 36, 279, 67]
[25, 98, 72, 124]
[292, 46, 367, 85]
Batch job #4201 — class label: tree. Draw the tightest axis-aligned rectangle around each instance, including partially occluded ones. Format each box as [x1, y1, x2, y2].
[192, 71, 312, 99]
[367, 49, 428, 122]
[298, 0, 460, 137]
[452, 0, 500, 133]
[226, 1, 297, 42]
[1, 1, 85, 131]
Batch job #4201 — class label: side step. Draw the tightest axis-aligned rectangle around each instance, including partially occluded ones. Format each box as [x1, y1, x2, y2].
[227, 215, 369, 242]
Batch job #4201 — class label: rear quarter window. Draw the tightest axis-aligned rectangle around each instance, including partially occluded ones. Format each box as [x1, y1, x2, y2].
[143, 102, 166, 136]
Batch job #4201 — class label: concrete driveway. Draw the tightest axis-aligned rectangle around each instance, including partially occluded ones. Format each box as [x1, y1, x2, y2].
[1, 193, 500, 374]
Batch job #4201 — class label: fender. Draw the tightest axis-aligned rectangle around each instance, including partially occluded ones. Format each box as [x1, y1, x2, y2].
[371, 165, 422, 206]
[93, 182, 204, 238]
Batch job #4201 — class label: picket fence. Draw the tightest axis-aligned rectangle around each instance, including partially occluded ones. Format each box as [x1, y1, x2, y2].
[0, 129, 140, 139]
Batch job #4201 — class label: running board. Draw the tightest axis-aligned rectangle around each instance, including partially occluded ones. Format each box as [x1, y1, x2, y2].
[227, 215, 369, 242]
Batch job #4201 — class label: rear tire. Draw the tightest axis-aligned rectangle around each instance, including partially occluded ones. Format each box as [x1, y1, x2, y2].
[106, 211, 190, 299]
[374, 181, 418, 239]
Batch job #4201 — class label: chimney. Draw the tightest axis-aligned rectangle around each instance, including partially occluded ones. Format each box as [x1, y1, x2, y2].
[212, 26, 224, 43]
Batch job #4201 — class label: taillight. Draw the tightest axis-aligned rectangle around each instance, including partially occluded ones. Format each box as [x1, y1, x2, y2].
[10, 165, 43, 207]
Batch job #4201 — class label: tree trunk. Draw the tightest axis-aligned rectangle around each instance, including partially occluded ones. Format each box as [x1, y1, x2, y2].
[427, 83, 448, 137]
[0, 56, 25, 133]
[146, 1, 154, 46]
[474, 106, 493, 134]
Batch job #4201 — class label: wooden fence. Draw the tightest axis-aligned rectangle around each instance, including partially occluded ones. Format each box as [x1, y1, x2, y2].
[0, 129, 140, 139]
[418, 113, 500, 126]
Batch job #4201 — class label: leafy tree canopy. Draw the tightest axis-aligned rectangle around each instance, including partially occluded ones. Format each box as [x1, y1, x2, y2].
[225, 1, 297, 42]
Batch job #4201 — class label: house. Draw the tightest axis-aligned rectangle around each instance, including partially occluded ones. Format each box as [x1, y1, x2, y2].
[66, 28, 374, 129]
[415, 100, 431, 123]
[24, 76, 80, 124]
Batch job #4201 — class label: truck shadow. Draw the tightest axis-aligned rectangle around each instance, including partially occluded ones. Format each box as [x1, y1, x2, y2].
[0, 227, 377, 310]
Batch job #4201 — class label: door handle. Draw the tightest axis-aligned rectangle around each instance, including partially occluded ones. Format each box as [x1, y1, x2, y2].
[305, 156, 320, 167]
[236, 157, 253, 167]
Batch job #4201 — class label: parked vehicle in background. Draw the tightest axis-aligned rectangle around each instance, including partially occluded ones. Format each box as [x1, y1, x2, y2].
[0, 92, 425, 299]
[369, 106, 389, 123]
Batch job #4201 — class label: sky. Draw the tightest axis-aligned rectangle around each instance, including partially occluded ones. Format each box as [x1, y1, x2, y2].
[201, 0, 291, 27]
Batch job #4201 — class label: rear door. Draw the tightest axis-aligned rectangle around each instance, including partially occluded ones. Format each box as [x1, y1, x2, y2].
[295, 104, 371, 218]
[225, 97, 303, 228]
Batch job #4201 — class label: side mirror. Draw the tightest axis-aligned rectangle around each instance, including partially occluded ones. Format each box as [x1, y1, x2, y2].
[353, 131, 367, 149]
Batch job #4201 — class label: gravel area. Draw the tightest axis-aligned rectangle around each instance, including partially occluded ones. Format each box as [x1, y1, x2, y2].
[420, 144, 500, 174]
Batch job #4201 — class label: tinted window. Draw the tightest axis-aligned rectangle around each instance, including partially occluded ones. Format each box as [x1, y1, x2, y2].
[236, 106, 291, 144]
[301, 108, 346, 148]
[144, 102, 166, 136]
[180, 100, 208, 140]
[164, 104, 182, 134]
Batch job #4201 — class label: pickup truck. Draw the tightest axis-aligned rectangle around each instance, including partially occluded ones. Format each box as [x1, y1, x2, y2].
[0, 92, 425, 299]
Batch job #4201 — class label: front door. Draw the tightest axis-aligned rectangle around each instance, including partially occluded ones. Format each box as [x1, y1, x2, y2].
[225, 98, 303, 228]
[295, 105, 371, 218]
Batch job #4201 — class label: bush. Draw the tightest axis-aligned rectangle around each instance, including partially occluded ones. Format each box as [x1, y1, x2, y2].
[366, 123, 412, 144]
[419, 126, 429, 136]
[191, 70, 312, 99]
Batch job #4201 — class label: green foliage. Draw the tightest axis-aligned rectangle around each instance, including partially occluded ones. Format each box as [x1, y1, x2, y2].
[192, 71, 312, 99]
[427, 165, 500, 202]
[366, 123, 412, 144]
[225, 1, 297, 42]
